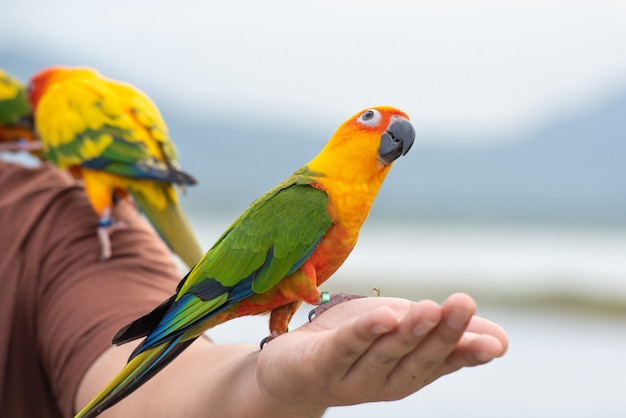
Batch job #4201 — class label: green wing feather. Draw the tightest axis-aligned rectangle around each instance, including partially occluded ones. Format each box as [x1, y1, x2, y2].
[0, 69, 31, 125]
[180, 167, 330, 293]
[126, 167, 332, 350]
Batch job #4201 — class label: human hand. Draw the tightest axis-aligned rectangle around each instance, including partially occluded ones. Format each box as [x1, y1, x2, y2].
[75, 293, 507, 418]
[255, 292, 508, 412]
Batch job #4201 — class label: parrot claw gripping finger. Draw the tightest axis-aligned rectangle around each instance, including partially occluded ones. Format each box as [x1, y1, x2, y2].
[259, 336, 272, 350]
[259, 330, 283, 350]
[308, 292, 370, 322]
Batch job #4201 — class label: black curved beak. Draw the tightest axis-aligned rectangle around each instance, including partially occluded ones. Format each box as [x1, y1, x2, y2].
[378, 117, 415, 165]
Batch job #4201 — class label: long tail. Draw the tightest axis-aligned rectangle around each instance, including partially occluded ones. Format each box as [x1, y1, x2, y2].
[74, 336, 196, 418]
[129, 184, 204, 269]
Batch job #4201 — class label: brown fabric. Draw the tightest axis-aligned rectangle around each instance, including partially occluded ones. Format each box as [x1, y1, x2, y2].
[0, 161, 182, 417]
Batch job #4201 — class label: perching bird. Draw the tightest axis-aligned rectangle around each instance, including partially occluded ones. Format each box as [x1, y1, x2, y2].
[74, 106, 415, 418]
[0, 68, 39, 153]
[28, 66, 203, 268]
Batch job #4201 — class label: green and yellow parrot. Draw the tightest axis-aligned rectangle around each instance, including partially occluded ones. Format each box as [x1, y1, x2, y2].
[28, 66, 203, 267]
[74, 106, 415, 418]
[0, 68, 39, 154]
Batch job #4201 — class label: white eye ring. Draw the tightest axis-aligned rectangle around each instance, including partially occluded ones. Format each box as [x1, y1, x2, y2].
[357, 109, 382, 127]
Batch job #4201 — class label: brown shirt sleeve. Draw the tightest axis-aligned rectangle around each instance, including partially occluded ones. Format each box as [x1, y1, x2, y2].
[0, 161, 183, 417]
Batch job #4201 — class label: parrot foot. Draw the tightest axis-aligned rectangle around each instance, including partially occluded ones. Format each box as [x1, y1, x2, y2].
[97, 218, 129, 261]
[259, 331, 282, 350]
[308, 291, 375, 322]
[259, 336, 272, 350]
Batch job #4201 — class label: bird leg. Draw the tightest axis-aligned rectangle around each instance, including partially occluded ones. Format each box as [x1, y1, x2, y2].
[97, 208, 128, 261]
[260, 300, 303, 349]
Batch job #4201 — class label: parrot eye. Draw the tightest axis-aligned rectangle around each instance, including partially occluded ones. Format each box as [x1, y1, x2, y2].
[357, 109, 382, 127]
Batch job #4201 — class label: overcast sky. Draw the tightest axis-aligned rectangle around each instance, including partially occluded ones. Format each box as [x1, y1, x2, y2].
[3, 0, 626, 142]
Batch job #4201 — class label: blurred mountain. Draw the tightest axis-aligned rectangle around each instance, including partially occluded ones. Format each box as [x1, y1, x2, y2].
[398, 91, 626, 224]
[2, 51, 625, 225]
[168, 91, 626, 225]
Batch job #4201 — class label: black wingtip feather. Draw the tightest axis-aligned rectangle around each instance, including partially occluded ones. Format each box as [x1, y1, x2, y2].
[112, 295, 176, 345]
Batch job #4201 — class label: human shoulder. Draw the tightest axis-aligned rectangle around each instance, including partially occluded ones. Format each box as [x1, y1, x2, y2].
[0, 160, 77, 205]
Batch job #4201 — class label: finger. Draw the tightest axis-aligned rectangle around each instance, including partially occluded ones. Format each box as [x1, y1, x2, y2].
[404, 292, 476, 356]
[307, 304, 403, 381]
[341, 300, 442, 388]
[466, 316, 509, 352]
[457, 331, 508, 362]
[422, 332, 508, 386]
[386, 293, 476, 391]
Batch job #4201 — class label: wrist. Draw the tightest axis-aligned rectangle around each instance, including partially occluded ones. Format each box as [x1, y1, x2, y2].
[242, 346, 327, 418]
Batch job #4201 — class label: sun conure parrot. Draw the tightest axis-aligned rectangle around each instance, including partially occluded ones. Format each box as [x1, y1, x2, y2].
[28, 66, 203, 267]
[74, 106, 415, 418]
[0, 68, 40, 154]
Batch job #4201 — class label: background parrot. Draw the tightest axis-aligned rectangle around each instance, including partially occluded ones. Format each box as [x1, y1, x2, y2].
[74, 105, 415, 418]
[0, 68, 39, 154]
[28, 66, 203, 268]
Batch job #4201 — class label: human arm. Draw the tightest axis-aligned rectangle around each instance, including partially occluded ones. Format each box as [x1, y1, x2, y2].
[75, 292, 507, 417]
[0, 161, 189, 416]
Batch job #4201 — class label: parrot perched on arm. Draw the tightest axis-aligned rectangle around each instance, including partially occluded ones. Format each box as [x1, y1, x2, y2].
[74, 106, 415, 418]
[28, 66, 203, 268]
[0, 68, 39, 153]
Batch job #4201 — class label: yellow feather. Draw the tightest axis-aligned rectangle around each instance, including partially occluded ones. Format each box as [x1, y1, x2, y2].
[307, 119, 393, 232]
[80, 135, 114, 161]
[32, 67, 203, 268]
[0, 69, 22, 100]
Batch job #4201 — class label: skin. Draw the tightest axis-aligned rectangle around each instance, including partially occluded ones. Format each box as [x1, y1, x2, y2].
[76, 293, 508, 417]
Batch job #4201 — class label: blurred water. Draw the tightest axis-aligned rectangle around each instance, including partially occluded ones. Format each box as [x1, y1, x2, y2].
[191, 217, 626, 417]
[189, 217, 626, 304]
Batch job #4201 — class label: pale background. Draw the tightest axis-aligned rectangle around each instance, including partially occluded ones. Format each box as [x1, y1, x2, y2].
[2, 1, 625, 416]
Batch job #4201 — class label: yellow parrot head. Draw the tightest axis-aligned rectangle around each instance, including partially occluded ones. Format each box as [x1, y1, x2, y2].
[309, 106, 415, 183]
[28, 66, 98, 111]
